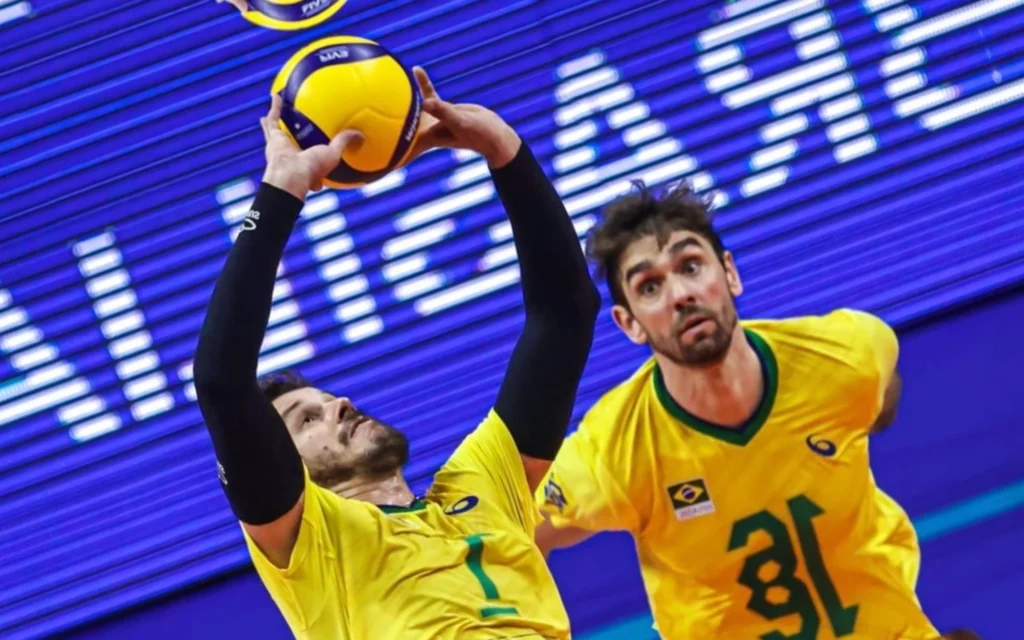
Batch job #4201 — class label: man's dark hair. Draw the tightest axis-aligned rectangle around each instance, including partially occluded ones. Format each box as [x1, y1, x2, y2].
[257, 369, 313, 403]
[586, 179, 725, 308]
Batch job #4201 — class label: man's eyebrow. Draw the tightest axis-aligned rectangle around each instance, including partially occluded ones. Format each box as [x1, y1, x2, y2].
[281, 399, 302, 421]
[623, 239, 703, 284]
[668, 237, 701, 255]
[624, 259, 652, 285]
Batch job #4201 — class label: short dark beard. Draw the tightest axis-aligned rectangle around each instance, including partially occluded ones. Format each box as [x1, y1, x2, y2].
[649, 301, 738, 367]
[359, 423, 410, 476]
[309, 418, 409, 487]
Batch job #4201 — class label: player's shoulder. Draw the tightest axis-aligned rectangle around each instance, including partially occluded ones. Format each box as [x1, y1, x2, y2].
[567, 357, 660, 466]
[743, 308, 894, 358]
[580, 357, 657, 431]
[744, 307, 890, 338]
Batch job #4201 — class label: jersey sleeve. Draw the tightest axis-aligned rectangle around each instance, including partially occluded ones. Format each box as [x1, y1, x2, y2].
[241, 465, 344, 633]
[434, 408, 538, 534]
[831, 308, 899, 416]
[535, 421, 641, 534]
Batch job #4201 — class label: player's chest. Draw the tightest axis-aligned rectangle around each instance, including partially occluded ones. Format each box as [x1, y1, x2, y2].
[367, 502, 538, 578]
[345, 509, 548, 626]
[641, 416, 870, 574]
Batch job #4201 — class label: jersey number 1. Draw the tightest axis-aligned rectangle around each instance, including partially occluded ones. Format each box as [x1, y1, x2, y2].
[728, 494, 858, 640]
[464, 534, 519, 619]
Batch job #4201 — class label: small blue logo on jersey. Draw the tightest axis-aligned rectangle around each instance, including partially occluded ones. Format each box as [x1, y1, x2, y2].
[445, 495, 479, 515]
[806, 435, 837, 457]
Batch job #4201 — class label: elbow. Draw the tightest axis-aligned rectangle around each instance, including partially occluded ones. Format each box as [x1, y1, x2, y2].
[191, 343, 222, 396]
[869, 404, 897, 435]
[193, 369, 230, 399]
[534, 517, 560, 559]
[870, 370, 902, 435]
[192, 341, 244, 403]
[192, 371, 237, 410]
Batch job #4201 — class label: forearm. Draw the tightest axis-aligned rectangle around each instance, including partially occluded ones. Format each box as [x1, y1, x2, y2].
[490, 143, 599, 315]
[193, 183, 306, 525]
[491, 143, 600, 460]
[535, 517, 597, 558]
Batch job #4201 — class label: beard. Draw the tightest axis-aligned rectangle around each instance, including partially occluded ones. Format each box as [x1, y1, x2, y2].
[649, 299, 738, 367]
[308, 413, 410, 487]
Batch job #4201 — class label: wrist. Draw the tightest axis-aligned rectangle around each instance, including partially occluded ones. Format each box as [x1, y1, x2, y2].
[483, 124, 522, 169]
[261, 166, 309, 201]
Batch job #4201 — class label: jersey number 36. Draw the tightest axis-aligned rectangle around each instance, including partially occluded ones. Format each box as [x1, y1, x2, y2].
[728, 494, 859, 639]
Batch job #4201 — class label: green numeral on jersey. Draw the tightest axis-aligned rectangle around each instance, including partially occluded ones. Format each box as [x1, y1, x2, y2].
[728, 494, 858, 639]
[464, 534, 519, 618]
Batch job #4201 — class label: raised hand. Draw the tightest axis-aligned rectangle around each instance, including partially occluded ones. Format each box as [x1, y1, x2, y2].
[259, 94, 364, 200]
[407, 66, 521, 168]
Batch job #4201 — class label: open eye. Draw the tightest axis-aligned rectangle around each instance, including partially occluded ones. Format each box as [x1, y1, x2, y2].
[638, 279, 660, 296]
[681, 259, 701, 275]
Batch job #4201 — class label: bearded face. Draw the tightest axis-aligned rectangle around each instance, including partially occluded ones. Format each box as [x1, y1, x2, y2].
[612, 230, 743, 367]
[273, 388, 409, 486]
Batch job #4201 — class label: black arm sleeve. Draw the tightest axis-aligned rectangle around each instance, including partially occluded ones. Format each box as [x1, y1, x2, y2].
[491, 143, 601, 460]
[193, 183, 306, 525]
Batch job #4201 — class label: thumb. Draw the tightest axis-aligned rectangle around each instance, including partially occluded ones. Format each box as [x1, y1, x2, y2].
[329, 129, 364, 156]
[422, 98, 462, 128]
[306, 129, 363, 179]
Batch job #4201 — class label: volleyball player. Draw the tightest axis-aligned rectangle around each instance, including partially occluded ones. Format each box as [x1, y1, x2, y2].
[534, 181, 979, 639]
[193, 69, 599, 639]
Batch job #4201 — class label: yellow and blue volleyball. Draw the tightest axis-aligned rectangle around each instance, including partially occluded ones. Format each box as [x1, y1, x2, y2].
[272, 36, 423, 189]
[240, 0, 348, 31]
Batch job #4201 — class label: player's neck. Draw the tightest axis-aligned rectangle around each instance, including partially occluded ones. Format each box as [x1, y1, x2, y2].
[657, 326, 762, 429]
[332, 470, 416, 506]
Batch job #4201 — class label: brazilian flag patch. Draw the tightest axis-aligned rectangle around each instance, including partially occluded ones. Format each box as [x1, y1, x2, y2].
[667, 478, 715, 521]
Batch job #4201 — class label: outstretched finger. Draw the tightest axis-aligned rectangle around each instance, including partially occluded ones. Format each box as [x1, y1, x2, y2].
[266, 93, 284, 125]
[413, 66, 439, 101]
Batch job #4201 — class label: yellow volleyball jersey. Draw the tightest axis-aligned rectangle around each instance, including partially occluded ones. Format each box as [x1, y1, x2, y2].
[537, 309, 941, 640]
[244, 409, 570, 640]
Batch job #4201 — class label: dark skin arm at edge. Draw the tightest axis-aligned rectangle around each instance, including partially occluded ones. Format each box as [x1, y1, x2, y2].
[870, 369, 901, 435]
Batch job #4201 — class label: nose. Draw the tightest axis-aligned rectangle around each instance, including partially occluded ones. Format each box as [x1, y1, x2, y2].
[667, 274, 697, 310]
[324, 396, 354, 424]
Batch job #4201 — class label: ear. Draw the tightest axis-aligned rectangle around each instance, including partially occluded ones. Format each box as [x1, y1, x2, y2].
[722, 251, 743, 298]
[611, 304, 648, 346]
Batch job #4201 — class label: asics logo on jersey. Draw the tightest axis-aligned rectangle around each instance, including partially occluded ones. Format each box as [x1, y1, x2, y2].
[444, 495, 479, 515]
[806, 435, 837, 457]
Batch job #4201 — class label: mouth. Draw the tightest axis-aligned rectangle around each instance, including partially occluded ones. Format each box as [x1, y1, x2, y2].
[337, 405, 364, 441]
[679, 315, 712, 336]
[346, 416, 373, 439]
